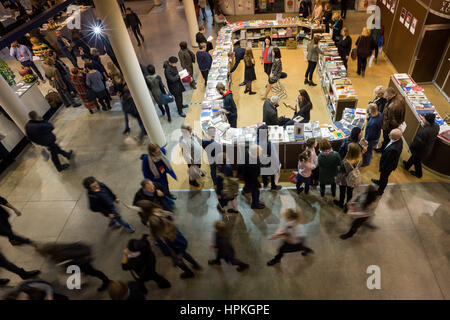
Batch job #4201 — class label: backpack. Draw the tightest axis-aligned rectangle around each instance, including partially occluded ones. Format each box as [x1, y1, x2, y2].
[218, 172, 239, 200]
[346, 162, 361, 188]
[45, 90, 62, 108]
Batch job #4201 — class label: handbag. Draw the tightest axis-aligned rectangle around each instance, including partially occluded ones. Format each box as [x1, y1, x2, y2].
[161, 85, 174, 105]
[45, 90, 62, 108]
[351, 48, 357, 60]
[188, 165, 203, 180]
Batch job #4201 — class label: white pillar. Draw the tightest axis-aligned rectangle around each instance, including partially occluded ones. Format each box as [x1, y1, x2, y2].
[0, 76, 30, 134]
[182, 0, 199, 47]
[93, 0, 167, 147]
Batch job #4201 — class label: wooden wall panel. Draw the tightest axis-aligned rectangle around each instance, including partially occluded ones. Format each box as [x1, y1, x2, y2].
[384, 0, 428, 73]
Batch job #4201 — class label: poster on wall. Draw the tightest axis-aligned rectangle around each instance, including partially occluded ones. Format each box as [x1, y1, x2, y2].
[400, 7, 406, 23]
[410, 17, 418, 34]
[405, 12, 412, 29]
[386, 0, 391, 9]
[390, 0, 396, 13]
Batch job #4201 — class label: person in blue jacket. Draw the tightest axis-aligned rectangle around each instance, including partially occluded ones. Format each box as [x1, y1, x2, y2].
[141, 143, 177, 200]
[362, 103, 383, 167]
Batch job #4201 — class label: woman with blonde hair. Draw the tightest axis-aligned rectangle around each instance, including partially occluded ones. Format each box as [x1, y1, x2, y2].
[355, 27, 376, 77]
[331, 12, 344, 43]
[243, 48, 256, 95]
[305, 35, 323, 86]
[371, 85, 387, 114]
[334, 143, 362, 212]
[312, 1, 323, 21]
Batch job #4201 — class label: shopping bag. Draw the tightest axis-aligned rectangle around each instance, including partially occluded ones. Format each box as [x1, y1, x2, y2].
[188, 165, 203, 180]
[288, 171, 298, 184]
[161, 93, 174, 105]
[351, 48, 357, 60]
[368, 55, 375, 68]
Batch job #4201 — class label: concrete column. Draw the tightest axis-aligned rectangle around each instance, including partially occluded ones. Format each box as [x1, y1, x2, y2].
[93, 0, 166, 147]
[0, 76, 30, 134]
[182, 0, 199, 47]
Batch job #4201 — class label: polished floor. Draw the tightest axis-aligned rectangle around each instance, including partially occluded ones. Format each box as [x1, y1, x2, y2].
[0, 0, 449, 299]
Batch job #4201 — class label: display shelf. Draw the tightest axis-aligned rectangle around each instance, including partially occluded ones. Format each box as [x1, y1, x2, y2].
[198, 19, 358, 169]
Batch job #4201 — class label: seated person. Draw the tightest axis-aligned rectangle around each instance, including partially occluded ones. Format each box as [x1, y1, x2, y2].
[284, 89, 313, 123]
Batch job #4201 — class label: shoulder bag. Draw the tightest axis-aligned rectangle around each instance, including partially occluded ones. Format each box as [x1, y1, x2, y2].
[161, 85, 174, 105]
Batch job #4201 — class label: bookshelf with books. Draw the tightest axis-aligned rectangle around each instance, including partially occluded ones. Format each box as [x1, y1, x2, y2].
[389, 74, 450, 176]
[199, 19, 355, 170]
[317, 35, 358, 121]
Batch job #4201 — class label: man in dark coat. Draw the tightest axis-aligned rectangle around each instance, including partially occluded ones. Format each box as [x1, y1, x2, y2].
[125, 8, 144, 46]
[242, 145, 265, 209]
[55, 31, 78, 68]
[0, 251, 40, 286]
[133, 179, 172, 211]
[25, 111, 73, 172]
[122, 235, 171, 289]
[0, 196, 32, 246]
[371, 129, 403, 196]
[163, 57, 186, 117]
[403, 113, 440, 178]
[216, 83, 237, 128]
[196, 26, 213, 52]
[263, 96, 283, 126]
[82, 176, 135, 233]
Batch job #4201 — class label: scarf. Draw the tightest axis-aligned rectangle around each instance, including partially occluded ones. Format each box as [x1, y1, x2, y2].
[147, 152, 173, 179]
[321, 148, 334, 156]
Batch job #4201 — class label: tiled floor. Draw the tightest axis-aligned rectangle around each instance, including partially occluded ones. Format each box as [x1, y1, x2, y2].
[0, 1, 449, 300]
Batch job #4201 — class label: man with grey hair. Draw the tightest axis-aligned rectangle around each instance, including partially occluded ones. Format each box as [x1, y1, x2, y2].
[263, 95, 283, 126]
[371, 128, 403, 195]
[133, 179, 172, 211]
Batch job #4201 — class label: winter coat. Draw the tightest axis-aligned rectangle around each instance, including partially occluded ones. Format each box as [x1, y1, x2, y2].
[163, 61, 185, 96]
[356, 36, 375, 59]
[145, 74, 165, 105]
[25, 120, 56, 146]
[263, 99, 280, 126]
[306, 43, 323, 62]
[382, 98, 406, 132]
[318, 150, 341, 185]
[410, 123, 440, 160]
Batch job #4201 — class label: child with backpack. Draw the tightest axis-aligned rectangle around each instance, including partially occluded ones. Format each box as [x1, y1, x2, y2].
[82, 176, 135, 233]
[208, 221, 249, 272]
[334, 143, 362, 212]
[296, 150, 316, 195]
